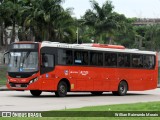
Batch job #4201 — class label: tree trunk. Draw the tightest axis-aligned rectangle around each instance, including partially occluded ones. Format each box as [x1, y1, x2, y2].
[98, 34, 102, 43]
[0, 25, 3, 47]
[0, 22, 5, 46]
[109, 37, 112, 44]
[4, 29, 8, 46]
[10, 21, 16, 43]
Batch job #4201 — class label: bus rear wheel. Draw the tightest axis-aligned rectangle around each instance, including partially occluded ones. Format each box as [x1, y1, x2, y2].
[91, 92, 103, 95]
[30, 90, 42, 97]
[112, 81, 128, 96]
[55, 81, 67, 97]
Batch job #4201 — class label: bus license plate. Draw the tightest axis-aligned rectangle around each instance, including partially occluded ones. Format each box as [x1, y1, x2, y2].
[16, 84, 21, 87]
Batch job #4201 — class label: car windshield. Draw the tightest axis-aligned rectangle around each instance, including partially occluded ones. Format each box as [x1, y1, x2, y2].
[8, 51, 38, 72]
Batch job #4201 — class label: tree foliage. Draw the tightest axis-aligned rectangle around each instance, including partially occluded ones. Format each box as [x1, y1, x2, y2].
[0, 0, 76, 44]
[0, 0, 160, 51]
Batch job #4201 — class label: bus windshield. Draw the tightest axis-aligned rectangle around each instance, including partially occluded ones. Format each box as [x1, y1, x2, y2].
[8, 51, 38, 72]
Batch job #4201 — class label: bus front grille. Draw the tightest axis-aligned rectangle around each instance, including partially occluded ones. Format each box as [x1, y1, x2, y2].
[9, 83, 28, 88]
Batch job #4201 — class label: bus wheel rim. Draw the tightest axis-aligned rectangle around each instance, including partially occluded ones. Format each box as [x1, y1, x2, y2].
[60, 85, 66, 94]
[120, 85, 125, 93]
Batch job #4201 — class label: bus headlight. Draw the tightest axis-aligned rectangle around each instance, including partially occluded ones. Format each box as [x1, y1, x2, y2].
[29, 77, 38, 84]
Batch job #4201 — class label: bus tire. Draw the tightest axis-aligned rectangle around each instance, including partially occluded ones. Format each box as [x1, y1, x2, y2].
[55, 81, 67, 97]
[112, 81, 128, 96]
[30, 90, 42, 97]
[118, 81, 128, 96]
[91, 92, 103, 95]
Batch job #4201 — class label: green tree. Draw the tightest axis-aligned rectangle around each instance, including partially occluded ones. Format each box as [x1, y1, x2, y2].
[2, 0, 21, 43]
[55, 8, 76, 43]
[82, 0, 127, 44]
[114, 18, 136, 48]
[144, 24, 160, 51]
[21, 0, 75, 42]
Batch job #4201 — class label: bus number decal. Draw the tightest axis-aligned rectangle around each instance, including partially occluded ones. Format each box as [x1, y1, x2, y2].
[80, 71, 89, 76]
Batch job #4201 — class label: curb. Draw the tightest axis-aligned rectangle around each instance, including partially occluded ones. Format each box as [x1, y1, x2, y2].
[0, 86, 10, 91]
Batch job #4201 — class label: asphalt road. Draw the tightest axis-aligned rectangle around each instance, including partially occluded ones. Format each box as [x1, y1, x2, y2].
[0, 89, 160, 111]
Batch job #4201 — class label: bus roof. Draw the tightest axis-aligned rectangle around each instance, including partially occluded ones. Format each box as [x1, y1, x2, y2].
[41, 41, 156, 55]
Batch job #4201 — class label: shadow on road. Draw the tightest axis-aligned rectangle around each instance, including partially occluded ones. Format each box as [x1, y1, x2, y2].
[10, 92, 150, 98]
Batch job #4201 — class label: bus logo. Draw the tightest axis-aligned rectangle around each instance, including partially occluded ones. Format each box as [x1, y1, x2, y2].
[64, 70, 69, 75]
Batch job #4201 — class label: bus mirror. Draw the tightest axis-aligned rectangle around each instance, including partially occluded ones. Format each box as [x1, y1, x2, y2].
[3, 52, 9, 64]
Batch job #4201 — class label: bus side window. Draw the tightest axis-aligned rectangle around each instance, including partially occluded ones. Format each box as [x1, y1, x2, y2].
[74, 51, 88, 65]
[118, 54, 125, 67]
[58, 49, 73, 65]
[90, 52, 103, 66]
[118, 53, 130, 67]
[132, 54, 143, 68]
[82, 52, 88, 65]
[42, 54, 54, 68]
[90, 52, 97, 66]
[66, 50, 73, 65]
[98, 53, 103, 66]
[143, 55, 155, 69]
[42, 54, 48, 67]
[105, 53, 117, 67]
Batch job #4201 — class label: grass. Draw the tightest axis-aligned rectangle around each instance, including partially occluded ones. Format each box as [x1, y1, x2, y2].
[0, 117, 158, 120]
[1, 102, 160, 120]
[61, 101, 160, 111]
[0, 65, 7, 86]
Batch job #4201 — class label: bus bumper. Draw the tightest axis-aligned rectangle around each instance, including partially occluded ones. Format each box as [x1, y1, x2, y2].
[6, 82, 40, 91]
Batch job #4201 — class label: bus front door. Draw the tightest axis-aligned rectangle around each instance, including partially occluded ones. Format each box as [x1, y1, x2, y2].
[40, 48, 56, 91]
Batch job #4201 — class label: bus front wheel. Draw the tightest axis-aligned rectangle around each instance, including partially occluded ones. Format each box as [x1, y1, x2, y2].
[112, 81, 128, 96]
[55, 81, 67, 97]
[30, 90, 42, 97]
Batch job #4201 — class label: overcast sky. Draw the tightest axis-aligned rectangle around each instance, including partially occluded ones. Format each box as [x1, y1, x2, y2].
[63, 0, 160, 18]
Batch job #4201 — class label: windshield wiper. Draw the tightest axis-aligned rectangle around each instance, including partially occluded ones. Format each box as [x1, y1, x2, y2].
[21, 52, 30, 68]
[14, 56, 18, 67]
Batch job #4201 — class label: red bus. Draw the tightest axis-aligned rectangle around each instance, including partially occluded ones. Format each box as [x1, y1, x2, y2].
[4, 41, 158, 97]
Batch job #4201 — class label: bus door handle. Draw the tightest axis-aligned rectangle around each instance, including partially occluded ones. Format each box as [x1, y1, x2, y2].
[106, 78, 109, 80]
[89, 77, 91, 79]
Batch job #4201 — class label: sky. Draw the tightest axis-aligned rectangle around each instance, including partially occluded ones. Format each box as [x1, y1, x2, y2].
[63, 0, 160, 19]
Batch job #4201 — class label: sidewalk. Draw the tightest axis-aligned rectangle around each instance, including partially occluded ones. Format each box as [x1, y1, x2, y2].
[0, 85, 10, 91]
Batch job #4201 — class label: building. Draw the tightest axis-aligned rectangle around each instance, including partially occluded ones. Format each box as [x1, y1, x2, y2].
[133, 18, 160, 26]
